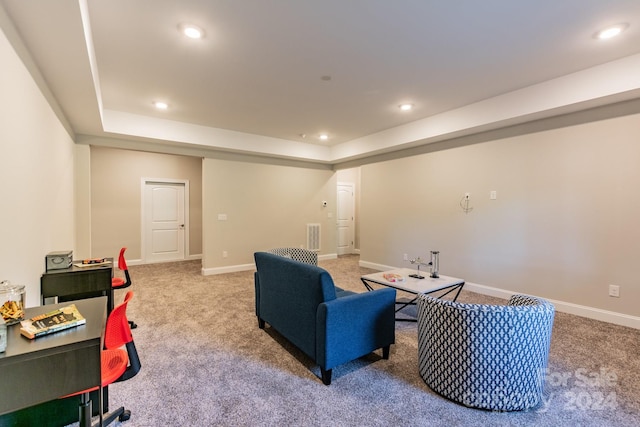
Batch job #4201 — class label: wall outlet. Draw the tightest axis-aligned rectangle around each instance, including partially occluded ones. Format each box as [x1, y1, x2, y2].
[608, 284, 620, 297]
[403, 253, 408, 261]
[222, 251, 228, 258]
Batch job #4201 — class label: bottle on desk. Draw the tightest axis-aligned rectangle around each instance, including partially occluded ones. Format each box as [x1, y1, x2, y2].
[0, 317, 6, 353]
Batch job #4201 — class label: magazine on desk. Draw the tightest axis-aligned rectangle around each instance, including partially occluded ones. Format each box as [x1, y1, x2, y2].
[382, 272, 405, 283]
[19, 303, 86, 339]
[73, 257, 112, 268]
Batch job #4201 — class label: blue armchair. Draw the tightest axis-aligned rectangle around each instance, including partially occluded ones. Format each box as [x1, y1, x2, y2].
[417, 293, 555, 411]
[254, 251, 396, 385]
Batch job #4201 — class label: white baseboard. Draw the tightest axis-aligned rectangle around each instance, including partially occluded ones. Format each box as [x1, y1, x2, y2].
[359, 260, 397, 271]
[128, 254, 202, 266]
[318, 253, 338, 261]
[464, 281, 640, 330]
[201, 253, 338, 276]
[202, 263, 255, 276]
[359, 261, 640, 330]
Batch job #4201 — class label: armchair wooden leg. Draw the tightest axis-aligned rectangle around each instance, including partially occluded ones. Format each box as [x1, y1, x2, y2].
[321, 368, 332, 385]
[382, 345, 390, 359]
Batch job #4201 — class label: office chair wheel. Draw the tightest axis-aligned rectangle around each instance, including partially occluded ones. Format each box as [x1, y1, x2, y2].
[129, 320, 137, 329]
[119, 409, 131, 421]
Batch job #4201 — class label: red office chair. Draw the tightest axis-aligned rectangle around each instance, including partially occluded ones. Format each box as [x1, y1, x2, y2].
[63, 291, 141, 427]
[112, 247, 137, 329]
[112, 247, 132, 289]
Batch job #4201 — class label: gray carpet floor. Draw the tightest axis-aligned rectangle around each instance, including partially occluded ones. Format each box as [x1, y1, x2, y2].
[93, 255, 639, 426]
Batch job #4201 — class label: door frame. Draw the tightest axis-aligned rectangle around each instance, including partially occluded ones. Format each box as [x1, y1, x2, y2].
[140, 178, 190, 263]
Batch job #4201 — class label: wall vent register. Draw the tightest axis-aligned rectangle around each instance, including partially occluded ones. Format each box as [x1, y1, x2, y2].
[307, 224, 321, 252]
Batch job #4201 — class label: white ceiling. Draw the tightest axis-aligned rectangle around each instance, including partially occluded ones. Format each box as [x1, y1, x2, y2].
[2, 0, 640, 165]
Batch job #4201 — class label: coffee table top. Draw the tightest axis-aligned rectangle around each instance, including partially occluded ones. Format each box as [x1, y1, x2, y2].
[361, 268, 464, 294]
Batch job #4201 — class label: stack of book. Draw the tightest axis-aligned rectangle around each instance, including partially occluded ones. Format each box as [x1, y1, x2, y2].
[20, 304, 86, 339]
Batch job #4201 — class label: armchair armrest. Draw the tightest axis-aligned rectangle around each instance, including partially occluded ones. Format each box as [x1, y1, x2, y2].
[316, 287, 396, 370]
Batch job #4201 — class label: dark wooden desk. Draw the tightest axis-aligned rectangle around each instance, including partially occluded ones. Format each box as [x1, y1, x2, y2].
[41, 260, 113, 311]
[0, 297, 107, 417]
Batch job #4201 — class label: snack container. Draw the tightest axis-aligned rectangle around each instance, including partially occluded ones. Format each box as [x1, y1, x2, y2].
[0, 280, 26, 326]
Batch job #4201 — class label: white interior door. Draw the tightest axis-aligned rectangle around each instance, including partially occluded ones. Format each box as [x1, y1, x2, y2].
[143, 181, 186, 263]
[337, 183, 355, 255]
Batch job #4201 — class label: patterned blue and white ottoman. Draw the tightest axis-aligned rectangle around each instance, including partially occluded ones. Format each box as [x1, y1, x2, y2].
[417, 293, 555, 411]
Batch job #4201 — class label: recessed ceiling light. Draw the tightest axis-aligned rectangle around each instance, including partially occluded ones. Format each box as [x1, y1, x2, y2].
[179, 24, 204, 39]
[154, 101, 169, 110]
[319, 134, 329, 141]
[399, 103, 414, 111]
[595, 23, 628, 40]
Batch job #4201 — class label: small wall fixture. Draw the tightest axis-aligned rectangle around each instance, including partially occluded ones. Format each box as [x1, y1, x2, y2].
[154, 101, 169, 110]
[460, 193, 473, 214]
[399, 103, 413, 111]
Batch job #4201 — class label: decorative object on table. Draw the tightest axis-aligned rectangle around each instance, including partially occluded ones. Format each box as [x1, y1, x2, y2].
[409, 251, 440, 279]
[417, 293, 555, 411]
[429, 251, 440, 278]
[20, 303, 86, 339]
[382, 272, 405, 282]
[45, 250, 73, 271]
[408, 257, 429, 279]
[0, 280, 25, 325]
[0, 317, 6, 353]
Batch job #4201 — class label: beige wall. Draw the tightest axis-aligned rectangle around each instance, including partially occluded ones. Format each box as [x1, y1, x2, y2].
[75, 144, 92, 259]
[88, 145, 202, 261]
[4, 2, 638, 326]
[361, 112, 640, 317]
[202, 158, 336, 271]
[0, 25, 76, 307]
